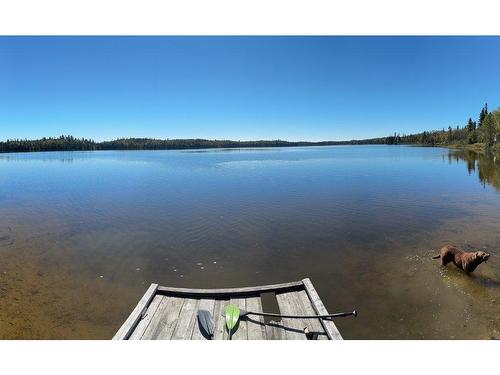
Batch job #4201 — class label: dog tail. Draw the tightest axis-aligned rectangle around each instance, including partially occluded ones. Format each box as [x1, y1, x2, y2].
[432, 254, 441, 259]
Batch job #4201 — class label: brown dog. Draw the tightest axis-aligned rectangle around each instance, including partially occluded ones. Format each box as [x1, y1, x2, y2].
[432, 245, 490, 275]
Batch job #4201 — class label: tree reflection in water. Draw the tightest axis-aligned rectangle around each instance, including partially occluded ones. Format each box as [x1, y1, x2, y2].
[450, 150, 500, 191]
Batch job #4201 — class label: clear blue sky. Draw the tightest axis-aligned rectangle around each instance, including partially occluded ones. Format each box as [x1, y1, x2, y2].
[1, 36, 499, 141]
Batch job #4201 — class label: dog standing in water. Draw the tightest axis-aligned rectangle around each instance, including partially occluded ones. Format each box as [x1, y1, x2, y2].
[433, 245, 490, 275]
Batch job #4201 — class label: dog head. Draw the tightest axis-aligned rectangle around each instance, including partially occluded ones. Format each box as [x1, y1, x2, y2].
[474, 251, 490, 263]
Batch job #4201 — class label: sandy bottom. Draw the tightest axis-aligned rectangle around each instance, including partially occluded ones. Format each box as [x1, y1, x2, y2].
[0, 203, 498, 340]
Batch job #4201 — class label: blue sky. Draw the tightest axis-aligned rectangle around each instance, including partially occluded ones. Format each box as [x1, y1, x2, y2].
[0, 36, 499, 141]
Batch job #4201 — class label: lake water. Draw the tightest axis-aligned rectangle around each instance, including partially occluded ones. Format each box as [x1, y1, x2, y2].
[0, 145, 499, 339]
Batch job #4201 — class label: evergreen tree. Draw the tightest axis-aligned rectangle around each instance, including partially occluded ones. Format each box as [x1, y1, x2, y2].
[479, 112, 497, 148]
[467, 118, 476, 132]
[479, 103, 489, 127]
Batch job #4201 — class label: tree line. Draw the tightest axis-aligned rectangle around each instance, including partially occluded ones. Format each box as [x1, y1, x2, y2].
[0, 136, 354, 153]
[384, 104, 500, 148]
[1, 104, 499, 153]
[0, 135, 98, 153]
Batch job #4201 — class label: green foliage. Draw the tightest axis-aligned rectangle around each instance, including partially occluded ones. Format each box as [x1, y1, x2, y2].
[479, 109, 500, 148]
[0, 136, 357, 153]
[384, 105, 497, 147]
[0, 135, 97, 153]
[467, 118, 477, 132]
[468, 131, 478, 144]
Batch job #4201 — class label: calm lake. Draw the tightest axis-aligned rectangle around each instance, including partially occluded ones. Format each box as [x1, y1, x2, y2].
[0, 145, 499, 339]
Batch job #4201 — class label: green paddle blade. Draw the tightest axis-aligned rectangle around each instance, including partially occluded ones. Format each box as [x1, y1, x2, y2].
[225, 304, 240, 331]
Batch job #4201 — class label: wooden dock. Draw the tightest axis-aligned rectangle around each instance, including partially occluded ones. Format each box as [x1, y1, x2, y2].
[113, 278, 343, 340]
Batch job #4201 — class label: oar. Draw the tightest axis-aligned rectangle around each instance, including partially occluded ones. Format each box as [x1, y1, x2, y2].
[222, 304, 356, 339]
[232, 309, 357, 320]
[197, 309, 215, 339]
[225, 304, 240, 340]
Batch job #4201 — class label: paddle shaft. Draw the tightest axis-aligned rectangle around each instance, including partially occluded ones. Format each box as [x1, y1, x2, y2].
[242, 310, 357, 320]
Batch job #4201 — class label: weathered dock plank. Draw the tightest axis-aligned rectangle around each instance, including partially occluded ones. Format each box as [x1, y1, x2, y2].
[171, 298, 200, 340]
[129, 294, 164, 340]
[294, 290, 328, 340]
[213, 299, 229, 340]
[142, 296, 184, 339]
[245, 296, 267, 340]
[113, 283, 158, 340]
[302, 278, 343, 340]
[157, 280, 303, 297]
[276, 292, 307, 340]
[265, 320, 284, 340]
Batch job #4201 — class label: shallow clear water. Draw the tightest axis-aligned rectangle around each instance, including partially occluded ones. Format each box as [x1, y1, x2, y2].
[0, 145, 498, 339]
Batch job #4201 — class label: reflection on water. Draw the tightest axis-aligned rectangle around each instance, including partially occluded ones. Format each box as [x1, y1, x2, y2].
[450, 149, 500, 191]
[0, 146, 498, 339]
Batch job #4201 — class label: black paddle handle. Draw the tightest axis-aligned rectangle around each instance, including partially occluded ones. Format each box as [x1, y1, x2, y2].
[245, 310, 357, 320]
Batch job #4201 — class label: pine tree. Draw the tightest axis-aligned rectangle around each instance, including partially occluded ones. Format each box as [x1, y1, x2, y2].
[479, 103, 489, 127]
[467, 118, 476, 132]
[479, 112, 496, 148]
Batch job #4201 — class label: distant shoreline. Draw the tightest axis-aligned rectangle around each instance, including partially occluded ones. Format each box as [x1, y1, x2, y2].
[446, 142, 499, 154]
[3, 105, 498, 154]
[0, 136, 497, 154]
[0, 136, 397, 154]
[0, 128, 500, 153]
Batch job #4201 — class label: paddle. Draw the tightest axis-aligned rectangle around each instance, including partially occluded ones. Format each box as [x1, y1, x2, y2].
[201, 305, 357, 340]
[225, 304, 240, 340]
[197, 309, 215, 339]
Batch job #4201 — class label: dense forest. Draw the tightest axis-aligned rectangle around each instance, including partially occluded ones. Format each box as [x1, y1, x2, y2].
[1, 104, 499, 153]
[0, 136, 354, 153]
[384, 104, 500, 148]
